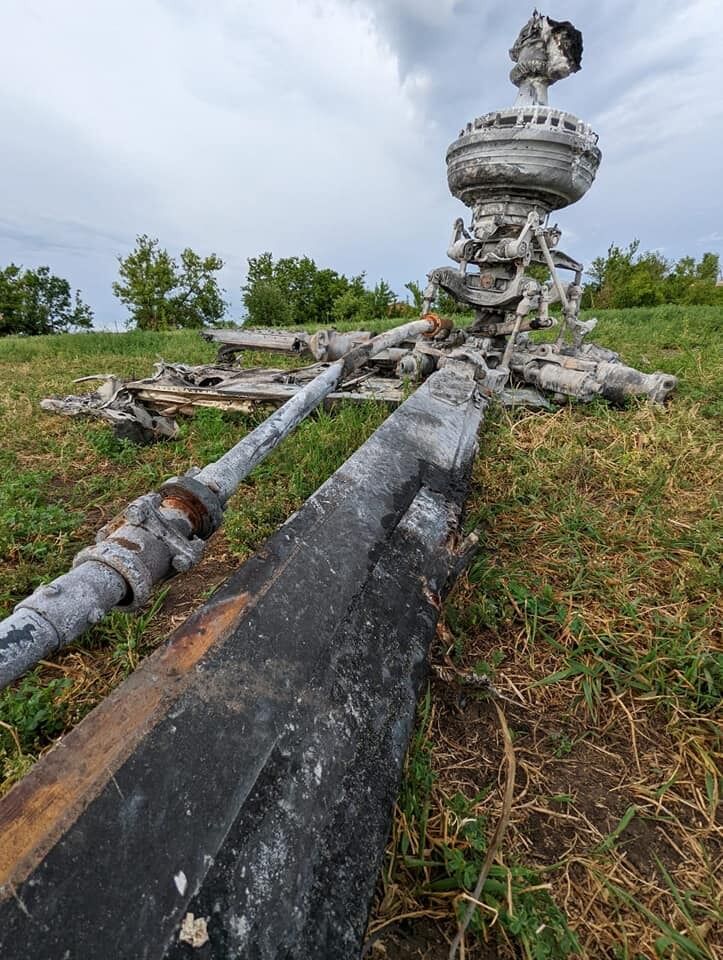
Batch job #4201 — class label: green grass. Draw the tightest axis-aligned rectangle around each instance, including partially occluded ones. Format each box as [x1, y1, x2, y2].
[397, 735, 581, 959]
[0, 305, 721, 957]
[383, 306, 719, 956]
[0, 327, 211, 364]
[0, 324, 391, 790]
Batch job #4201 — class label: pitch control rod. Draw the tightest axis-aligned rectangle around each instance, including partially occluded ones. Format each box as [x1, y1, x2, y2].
[0, 316, 444, 689]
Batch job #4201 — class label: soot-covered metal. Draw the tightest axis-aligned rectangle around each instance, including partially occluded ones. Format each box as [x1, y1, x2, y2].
[0, 12, 680, 960]
[0, 364, 488, 958]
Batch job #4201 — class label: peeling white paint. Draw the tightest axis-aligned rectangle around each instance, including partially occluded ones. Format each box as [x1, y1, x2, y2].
[174, 870, 187, 896]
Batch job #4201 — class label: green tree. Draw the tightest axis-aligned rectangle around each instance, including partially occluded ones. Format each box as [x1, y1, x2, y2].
[696, 252, 719, 283]
[405, 278, 468, 316]
[0, 264, 93, 336]
[243, 280, 293, 328]
[242, 252, 367, 326]
[582, 241, 722, 308]
[368, 279, 396, 318]
[331, 287, 373, 325]
[680, 278, 723, 305]
[437, 290, 468, 315]
[113, 235, 227, 329]
[404, 280, 425, 312]
[585, 241, 666, 308]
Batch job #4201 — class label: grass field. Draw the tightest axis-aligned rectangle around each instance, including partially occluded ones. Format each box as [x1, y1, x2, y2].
[0, 306, 721, 958]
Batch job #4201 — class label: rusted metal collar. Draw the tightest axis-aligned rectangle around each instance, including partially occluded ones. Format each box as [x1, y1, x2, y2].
[420, 313, 453, 338]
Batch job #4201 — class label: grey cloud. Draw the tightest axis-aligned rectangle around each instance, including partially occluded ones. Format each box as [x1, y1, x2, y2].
[0, 0, 719, 329]
[352, 0, 723, 269]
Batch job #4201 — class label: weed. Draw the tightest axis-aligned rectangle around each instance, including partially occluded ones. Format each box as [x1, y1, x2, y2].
[548, 732, 574, 758]
[0, 455, 82, 565]
[549, 793, 573, 805]
[0, 672, 71, 750]
[188, 407, 250, 464]
[85, 426, 141, 465]
[602, 873, 717, 960]
[0, 307, 721, 956]
[537, 629, 722, 718]
[473, 650, 504, 679]
[105, 589, 170, 677]
[398, 687, 435, 859]
[425, 844, 580, 958]
[0, 672, 72, 794]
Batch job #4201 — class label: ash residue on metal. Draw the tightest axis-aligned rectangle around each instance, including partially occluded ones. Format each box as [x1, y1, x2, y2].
[0, 366, 488, 960]
[166, 488, 458, 959]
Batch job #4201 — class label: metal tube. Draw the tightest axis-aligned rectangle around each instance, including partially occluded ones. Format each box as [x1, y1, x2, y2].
[0, 360, 488, 958]
[340, 318, 436, 367]
[500, 313, 524, 370]
[196, 317, 435, 503]
[0, 563, 127, 688]
[535, 227, 569, 312]
[0, 317, 436, 689]
[196, 361, 343, 503]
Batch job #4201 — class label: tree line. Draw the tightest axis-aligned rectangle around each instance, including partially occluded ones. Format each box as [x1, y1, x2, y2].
[0, 236, 720, 335]
[582, 242, 722, 309]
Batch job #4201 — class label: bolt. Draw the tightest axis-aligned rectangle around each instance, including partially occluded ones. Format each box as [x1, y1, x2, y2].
[39, 583, 62, 597]
[126, 502, 148, 525]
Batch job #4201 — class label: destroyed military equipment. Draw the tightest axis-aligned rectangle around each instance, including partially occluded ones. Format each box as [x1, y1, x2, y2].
[1, 316, 440, 688]
[0, 13, 679, 960]
[0, 360, 487, 959]
[41, 18, 678, 443]
[40, 320, 674, 441]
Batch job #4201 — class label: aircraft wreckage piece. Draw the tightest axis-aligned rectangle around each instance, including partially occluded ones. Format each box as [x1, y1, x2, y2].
[21, 8, 675, 687]
[0, 317, 441, 690]
[198, 326, 676, 405]
[41, 323, 674, 443]
[201, 326, 373, 364]
[0, 12, 681, 960]
[0, 360, 490, 960]
[40, 359, 408, 442]
[420, 11, 677, 401]
[38, 9, 675, 450]
[424, 10, 599, 328]
[40, 353, 555, 441]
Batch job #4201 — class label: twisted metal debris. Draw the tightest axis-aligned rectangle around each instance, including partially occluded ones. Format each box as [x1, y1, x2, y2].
[0, 12, 682, 960]
[5, 12, 677, 691]
[0, 317, 440, 688]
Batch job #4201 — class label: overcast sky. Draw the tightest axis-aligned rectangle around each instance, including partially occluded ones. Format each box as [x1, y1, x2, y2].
[1, 0, 720, 328]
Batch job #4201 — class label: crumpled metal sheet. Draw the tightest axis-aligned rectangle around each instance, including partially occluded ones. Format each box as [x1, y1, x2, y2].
[40, 359, 408, 441]
[41, 359, 555, 441]
[40, 374, 179, 442]
[40, 323, 675, 445]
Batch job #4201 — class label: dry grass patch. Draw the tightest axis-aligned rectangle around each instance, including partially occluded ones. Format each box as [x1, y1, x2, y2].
[0, 309, 720, 957]
[371, 386, 721, 958]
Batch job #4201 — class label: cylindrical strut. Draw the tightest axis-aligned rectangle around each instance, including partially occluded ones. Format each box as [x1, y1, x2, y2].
[196, 317, 437, 502]
[0, 317, 438, 690]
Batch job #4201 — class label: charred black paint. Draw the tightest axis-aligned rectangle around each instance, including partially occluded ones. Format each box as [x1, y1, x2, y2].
[0, 365, 488, 960]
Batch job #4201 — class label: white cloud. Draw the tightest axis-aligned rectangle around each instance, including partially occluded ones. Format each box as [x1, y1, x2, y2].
[360, 0, 462, 29]
[0, 0, 442, 324]
[591, 0, 723, 155]
[0, 0, 719, 325]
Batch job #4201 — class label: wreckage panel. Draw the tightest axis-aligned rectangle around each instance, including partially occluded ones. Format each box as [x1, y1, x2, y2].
[202, 328, 309, 354]
[0, 365, 487, 960]
[132, 378, 403, 413]
[164, 488, 455, 958]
